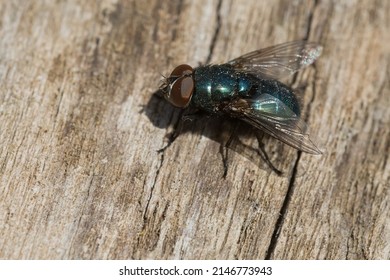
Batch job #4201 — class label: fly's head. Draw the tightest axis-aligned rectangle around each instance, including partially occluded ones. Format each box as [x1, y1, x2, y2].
[160, 64, 194, 108]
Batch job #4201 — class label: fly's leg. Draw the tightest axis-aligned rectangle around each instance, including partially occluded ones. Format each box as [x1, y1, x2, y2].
[254, 131, 283, 176]
[158, 110, 204, 153]
[157, 118, 183, 153]
[219, 124, 237, 178]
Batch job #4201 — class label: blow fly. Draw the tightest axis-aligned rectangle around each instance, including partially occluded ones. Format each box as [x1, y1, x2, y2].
[159, 41, 323, 173]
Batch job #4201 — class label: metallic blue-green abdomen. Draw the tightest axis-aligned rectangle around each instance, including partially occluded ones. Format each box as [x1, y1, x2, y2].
[192, 64, 300, 116]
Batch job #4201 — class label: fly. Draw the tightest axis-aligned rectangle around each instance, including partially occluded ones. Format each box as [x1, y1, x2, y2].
[159, 41, 323, 175]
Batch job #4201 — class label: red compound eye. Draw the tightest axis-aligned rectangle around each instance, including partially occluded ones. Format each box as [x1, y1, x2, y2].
[165, 64, 194, 108]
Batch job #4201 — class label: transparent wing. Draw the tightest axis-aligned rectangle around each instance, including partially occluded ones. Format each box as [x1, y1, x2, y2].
[226, 94, 321, 154]
[228, 41, 323, 80]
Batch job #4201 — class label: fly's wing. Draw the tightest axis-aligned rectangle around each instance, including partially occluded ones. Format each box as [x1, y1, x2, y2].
[228, 41, 323, 80]
[226, 94, 321, 154]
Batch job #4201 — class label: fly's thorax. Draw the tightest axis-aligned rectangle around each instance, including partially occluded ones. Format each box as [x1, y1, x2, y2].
[192, 65, 238, 113]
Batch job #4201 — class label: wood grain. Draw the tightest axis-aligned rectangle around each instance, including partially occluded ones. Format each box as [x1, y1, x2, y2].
[0, 0, 388, 259]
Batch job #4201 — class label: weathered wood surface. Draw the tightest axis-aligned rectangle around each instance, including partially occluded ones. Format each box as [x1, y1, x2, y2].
[0, 0, 389, 259]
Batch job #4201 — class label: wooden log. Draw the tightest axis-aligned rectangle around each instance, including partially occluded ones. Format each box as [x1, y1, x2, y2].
[0, 0, 388, 259]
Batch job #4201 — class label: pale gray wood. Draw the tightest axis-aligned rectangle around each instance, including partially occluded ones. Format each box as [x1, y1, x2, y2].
[0, 0, 388, 259]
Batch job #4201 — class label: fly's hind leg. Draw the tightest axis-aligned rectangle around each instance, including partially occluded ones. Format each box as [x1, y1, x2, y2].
[158, 109, 205, 153]
[254, 131, 283, 176]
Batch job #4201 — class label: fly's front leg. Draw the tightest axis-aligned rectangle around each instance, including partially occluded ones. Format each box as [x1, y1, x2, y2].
[158, 109, 205, 153]
[254, 131, 283, 176]
[219, 123, 238, 178]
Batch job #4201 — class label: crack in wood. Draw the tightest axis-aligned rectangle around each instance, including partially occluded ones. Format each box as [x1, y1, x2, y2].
[171, 0, 184, 41]
[137, 105, 182, 249]
[206, 0, 222, 64]
[265, 151, 301, 259]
